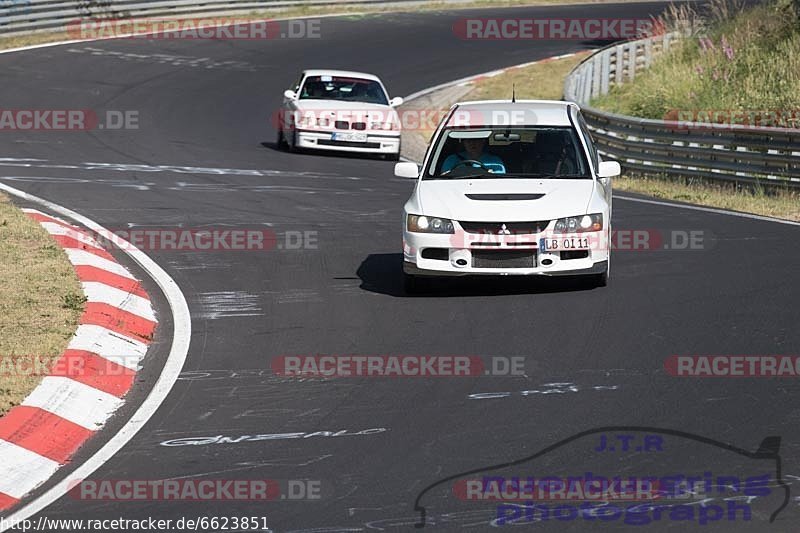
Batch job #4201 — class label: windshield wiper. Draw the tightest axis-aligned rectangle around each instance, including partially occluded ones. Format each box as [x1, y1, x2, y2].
[501, 173, 591, 179]
[433, 173, 502, 180]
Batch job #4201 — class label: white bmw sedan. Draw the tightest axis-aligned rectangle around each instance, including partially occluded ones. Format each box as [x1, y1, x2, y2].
[278, 69, 403, 159]
[397, 100, 620, 293]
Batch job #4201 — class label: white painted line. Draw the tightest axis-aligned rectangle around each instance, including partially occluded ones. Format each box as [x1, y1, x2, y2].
[0, 441, 60, 498]
[21, 377, 123, 431]
[81, 282, 156, 323]
[67, 324, 148, 370]
[0, 183, 191, 529]
[616, 195, 800, 226]
[64, 248, 135, 279]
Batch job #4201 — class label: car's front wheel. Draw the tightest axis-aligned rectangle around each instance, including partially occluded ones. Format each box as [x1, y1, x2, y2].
[276, 127, 287, 149]
[592, 255, 610, 287]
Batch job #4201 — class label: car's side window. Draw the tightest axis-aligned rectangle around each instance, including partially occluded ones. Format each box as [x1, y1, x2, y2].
[575, 112, 599, 171]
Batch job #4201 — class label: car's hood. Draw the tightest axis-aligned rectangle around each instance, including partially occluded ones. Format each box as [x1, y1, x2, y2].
[416, 178, 596, 221]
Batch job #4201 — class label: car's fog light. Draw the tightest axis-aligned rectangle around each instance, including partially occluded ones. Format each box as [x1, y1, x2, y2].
[451, 249, 470, 268]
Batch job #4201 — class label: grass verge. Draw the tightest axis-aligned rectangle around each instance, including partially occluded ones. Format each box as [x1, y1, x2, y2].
[614, 176, 800, 221]
[0, 194, 83, 415]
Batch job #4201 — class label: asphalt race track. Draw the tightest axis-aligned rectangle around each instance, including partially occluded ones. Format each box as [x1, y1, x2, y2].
[1, 2, 800, 531]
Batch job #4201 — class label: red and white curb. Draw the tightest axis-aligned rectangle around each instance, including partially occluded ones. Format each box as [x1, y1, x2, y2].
[0, 209, 157, 511]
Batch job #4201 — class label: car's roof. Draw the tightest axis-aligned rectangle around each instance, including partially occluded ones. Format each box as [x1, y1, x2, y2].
[302, 69, 382, 82]
[449, 100, 579, 127]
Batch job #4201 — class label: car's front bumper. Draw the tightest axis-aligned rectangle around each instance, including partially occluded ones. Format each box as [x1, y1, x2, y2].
[403, 230, 609, 277]
[403, 259, 608, 277]
[295, 129, 400, 154]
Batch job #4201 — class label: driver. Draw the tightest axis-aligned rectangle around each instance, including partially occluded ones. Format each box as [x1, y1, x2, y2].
[441, 137, 506, 174]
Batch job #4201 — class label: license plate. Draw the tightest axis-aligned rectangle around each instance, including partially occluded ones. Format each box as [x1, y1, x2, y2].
[539, 236, 591, 252]
[331, 132, 368, 143]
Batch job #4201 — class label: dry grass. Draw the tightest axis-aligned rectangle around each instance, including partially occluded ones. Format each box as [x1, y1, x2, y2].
[469, 51, 592, 101]
[615, 176, 800, 221]
[0, 194, 83, 415]
[592, 0, 800, 121]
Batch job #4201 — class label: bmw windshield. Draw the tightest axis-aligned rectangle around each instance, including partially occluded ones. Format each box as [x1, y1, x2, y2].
[299, 76, 389, 105]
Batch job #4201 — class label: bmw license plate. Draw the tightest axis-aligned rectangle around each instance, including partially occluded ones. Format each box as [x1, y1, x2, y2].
[539, 236, 591, 252]
[331, 132, 368, 143]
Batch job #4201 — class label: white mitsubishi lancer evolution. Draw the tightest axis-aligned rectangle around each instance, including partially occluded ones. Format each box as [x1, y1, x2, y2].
[396, 100, 620, 293]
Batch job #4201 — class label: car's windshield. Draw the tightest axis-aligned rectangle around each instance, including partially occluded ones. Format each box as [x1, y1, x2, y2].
[299, 75, 389, 105]
[425, 126, 591, 179]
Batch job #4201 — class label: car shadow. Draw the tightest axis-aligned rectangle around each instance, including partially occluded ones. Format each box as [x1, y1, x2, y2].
[259, 140, 391, 161]
[357, 253, 599, 297]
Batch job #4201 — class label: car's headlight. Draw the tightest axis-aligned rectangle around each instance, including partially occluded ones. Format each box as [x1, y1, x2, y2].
[553, 214, 603, 233]
[370, 121, 398, 131]
[295, 114, 313, 127]
[316, 117, 331, 128]
[407, 214, 455, 234]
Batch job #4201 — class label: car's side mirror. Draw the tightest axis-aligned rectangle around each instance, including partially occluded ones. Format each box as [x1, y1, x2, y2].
[598, 161, 621, 178]
[389, 97, 404, 107]
[284, 90, 297, 100]
[394, 162, 419, 179]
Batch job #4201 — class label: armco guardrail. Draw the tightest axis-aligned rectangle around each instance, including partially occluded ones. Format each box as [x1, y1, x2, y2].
[0, 0, 419, 36]
[564, 32, 800, 190]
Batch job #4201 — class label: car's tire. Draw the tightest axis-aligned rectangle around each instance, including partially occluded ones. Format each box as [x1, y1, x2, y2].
[384, 151, 401, 162]
[286, 130, 298, 153]
[276, 127, 287, 150]
[592, 256, 610, 287]
[403, 272, 428, 295]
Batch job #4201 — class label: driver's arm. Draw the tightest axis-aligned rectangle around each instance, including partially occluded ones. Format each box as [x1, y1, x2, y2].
[440, 154, 461, 173]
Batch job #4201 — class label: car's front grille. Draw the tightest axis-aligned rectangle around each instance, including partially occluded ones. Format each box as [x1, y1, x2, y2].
[472, 250, 536, 269]
[334, 120, 349, 129]
[317, 139, 380, 148]
[352, 122, 367, 130]
[459, 221, 549, 235]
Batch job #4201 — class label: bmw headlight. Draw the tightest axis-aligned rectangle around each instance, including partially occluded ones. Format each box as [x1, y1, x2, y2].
[407, 214, 455, 234]
[370, 121, 398, 131]
[553, 214, 603, 233]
